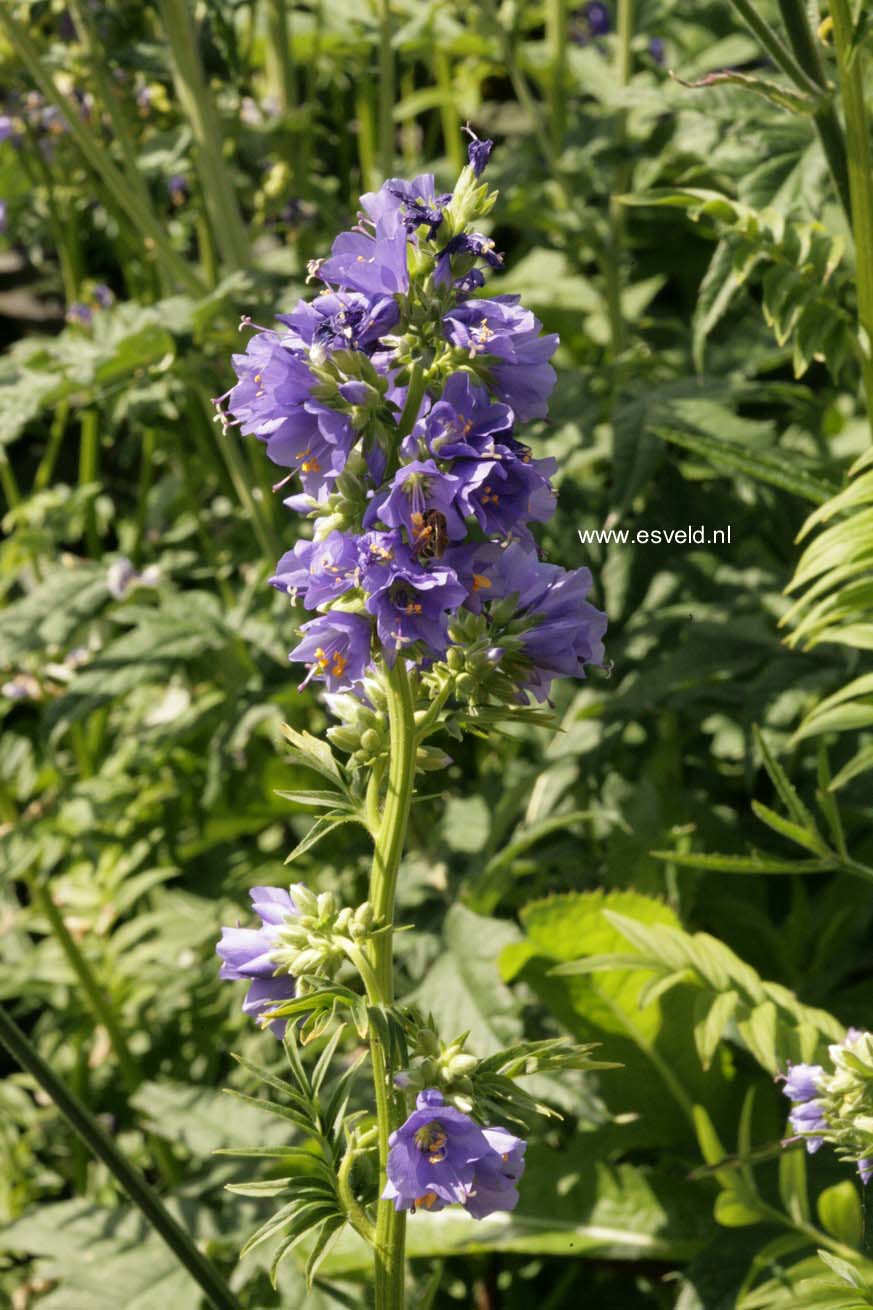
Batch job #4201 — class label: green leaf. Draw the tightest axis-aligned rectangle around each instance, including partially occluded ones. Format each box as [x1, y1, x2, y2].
[817, 1182, 863, 1248]
[409, 905, 523, 1055]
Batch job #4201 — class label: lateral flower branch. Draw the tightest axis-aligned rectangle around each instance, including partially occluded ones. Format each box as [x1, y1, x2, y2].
[213, 132, 610, 1305]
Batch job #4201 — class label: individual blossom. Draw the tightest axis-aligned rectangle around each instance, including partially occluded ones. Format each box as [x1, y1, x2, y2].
[278, 290, 399, 364]
[168, 173, 188, 206]
[270, 530, 359, 608]
[443, 296, 559, 420]
[463, 127, 493, 179]
[319, 212, 410, 296]
[787, 1098, 828, 1153]
[369, 459, 468, 550]
[361, 172, 451, 236]
[464, 1126, 527, 1219]
[216, 887, 301, 1037]
[781, 1063, 824, 1104]
[455, 448, 557, 538]
[403, 374, 513, 462]
[363, 545, 467, 661]
[290, 611, 373, 691]
[383, 1089, 525, 1218]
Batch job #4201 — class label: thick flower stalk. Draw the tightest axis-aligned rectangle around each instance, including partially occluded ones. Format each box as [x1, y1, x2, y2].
[781, 1029, 873, 1184]
[214, 132, 607, 1308]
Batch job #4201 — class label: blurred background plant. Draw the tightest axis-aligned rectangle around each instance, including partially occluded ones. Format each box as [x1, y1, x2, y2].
[1, 0, 873, 1307]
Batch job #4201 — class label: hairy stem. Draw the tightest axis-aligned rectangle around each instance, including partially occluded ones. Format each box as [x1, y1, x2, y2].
[367, 659, 416, 1310]
[829, 0, 873, 436]
[0, 1005, 238, 1310]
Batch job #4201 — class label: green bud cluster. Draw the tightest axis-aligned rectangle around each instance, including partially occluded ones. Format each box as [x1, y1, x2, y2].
[816, 1032, 873, 1166]
[270, 886, 377, 987]
[396, 1028, 480, 1111]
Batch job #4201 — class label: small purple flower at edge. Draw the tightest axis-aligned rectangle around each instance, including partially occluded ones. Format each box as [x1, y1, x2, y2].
[781, 1062, 824, 1104]
[216, 886, 300, 1037]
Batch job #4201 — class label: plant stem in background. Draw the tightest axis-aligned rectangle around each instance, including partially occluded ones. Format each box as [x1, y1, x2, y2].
[367, 659, 416, 1310]
[545, 0, 568, 152]
[29, 878, 179, 1186]
[829, 0, 873, 436]
[78, 409, 100, 558]
[0, 11, 204, 295]
[265, 0, 298, 115]
[157, 0, 250, 273]
[0, 1005, 238, 1310]
[605, 0, 634, 372]
[434, 52, 463, 174]
[377, 0, 395, 180]
[727, 0, 851, 220]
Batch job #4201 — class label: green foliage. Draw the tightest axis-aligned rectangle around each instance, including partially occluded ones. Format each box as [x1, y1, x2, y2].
[2, 0, 873, 1307]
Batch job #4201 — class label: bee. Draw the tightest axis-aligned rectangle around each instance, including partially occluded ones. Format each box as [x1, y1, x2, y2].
[410, 509, 448, 560]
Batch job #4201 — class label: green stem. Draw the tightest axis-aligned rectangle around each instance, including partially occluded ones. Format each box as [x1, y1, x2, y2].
[367, 659, 416, 1310]
[434, 52, 463, 173]
[78, 409, 100, 557]
[726, 0, 825, 96]
[35, 402, 69, 491]
[830, 0, 873, 436]
[156, 0, 250, 272]
[606, 0, 634, 377]
[377, 0, 395, 180]
[201, 391, 281, 563]
[265, 0, 298, 114]
[727, 0, 851, 219]
[0, 11, 203, 294]
[30, 879, 177, 1185]
[0, 1005, 238, 1310]
[545, 0, 568, 152]
[395, 363, 426, 445]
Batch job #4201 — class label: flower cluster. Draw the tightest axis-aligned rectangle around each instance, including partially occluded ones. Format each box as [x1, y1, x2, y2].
[217, 884, 376, 1033]
[384, 1089, 526, 1220]
[215, 132, 606, 709]
[781, 1029, 873, 1184]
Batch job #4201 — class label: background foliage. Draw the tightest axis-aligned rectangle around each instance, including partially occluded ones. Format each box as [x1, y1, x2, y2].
[1, 0, 873, 1306]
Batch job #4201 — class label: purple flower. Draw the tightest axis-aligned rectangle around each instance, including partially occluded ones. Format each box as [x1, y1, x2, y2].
[584, 2, 611, 37]
[788, 1098, 828, 1153]
[361, 174, 451, 236]
[362, 544, 467, 661]
[469, 543, 606, 700]
[66, 302, 93, 327]
[464, 1126, 526, 1219]
[0, 115, 16, 144]
[649, 37, 665, 64]
[782, 1063, 824, 1103]
[278, 290, 399, 362]
[435, 232, 503, 285]
[369, 459, 468, 551]
[168, 174, 188, 205]
[290, 611, 373, 690]
[217, 886, 300, 1038]
[405, 374, 513, 461]
[859, 1159, 873, 1186]
[443, 296, 558, 420]
[383, 1090, 526, 1218]
[464, 129, 494, 179]
[93, 283, 114, 308]
[456, 449, 557, 537]
[270, 530, 359, 609]
[224, 328, 354, 493]
[320, 213, 409, 296]
[0, 201, 6, 235]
